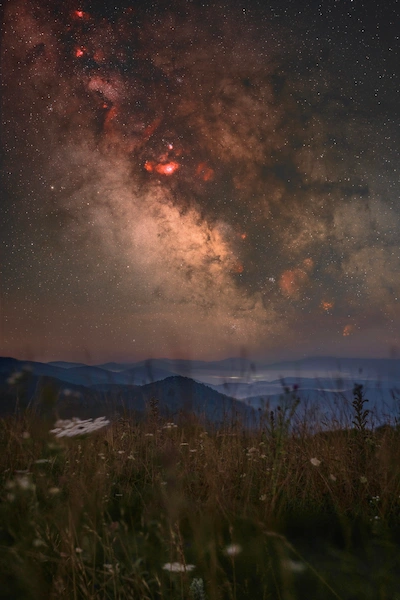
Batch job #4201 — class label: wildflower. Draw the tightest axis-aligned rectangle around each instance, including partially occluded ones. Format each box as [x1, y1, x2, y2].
[104, 563, 120, 574]
[75, 547, 83, 553]
[117, 450, 125, 454]
[225, 543, 242, 557]
[7, 369, 30, 385]
[22, 431, 31, 439]
[145, 433, 154, 437]
[162, 562, 195, 572]
[282, 559, 306, 573]
[50, 417, 110, 438]
[360, 476, 368, 484]
[180, 442, 189, 446]
[16, 475, 35, 491]
[259, 494, 267, 501]
[310, 457, 321, 467]
[48, 487, 60, 495]
[189, 449, 197, 453]
[33, 539, 47, 548]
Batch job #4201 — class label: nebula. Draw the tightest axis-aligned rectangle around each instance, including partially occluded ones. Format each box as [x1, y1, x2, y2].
[1, 0, 399, 361]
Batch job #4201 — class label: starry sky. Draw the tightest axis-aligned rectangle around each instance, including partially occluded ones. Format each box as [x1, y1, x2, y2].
[0, 0, 399, 363]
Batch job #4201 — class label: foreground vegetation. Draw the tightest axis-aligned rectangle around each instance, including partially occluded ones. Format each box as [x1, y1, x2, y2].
[1, 385, 400, 599]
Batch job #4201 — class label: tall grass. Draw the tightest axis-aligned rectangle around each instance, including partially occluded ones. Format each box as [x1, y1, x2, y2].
[1, 384, 400, 599]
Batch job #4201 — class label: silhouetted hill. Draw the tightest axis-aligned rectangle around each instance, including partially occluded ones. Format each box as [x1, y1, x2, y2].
[91, 376, 257, 425]
[0, 364, 258, 425]
[0, 357, 175, 387]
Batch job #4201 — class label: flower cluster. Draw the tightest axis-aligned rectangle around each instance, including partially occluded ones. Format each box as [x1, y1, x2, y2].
[163, 422, 178, 430]
[50, 417, 110, 438]
[162, 562, 195, 572]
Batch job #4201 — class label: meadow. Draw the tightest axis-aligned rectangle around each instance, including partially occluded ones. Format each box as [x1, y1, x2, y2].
[1, 383, 400, 599]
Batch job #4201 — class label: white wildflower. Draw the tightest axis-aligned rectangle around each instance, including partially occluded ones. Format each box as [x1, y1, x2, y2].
[16, 475, 34, 491]
[225, 544, 242, 557]
[329, 474, 337, 481]
[162, 562, 195, 572]
[7, 371, 23, 385]
[282, 559, 306, 573]
[50, 417, 110, 438]
[310, 457, 321, 467]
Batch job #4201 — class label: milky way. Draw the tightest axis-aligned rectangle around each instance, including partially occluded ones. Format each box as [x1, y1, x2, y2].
[1, 0, 399, 361]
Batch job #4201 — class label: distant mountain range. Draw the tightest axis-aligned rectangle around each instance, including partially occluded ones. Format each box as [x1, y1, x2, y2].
[1, 355, 399, 425]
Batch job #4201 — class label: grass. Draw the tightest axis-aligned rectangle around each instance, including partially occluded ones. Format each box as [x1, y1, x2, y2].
[1, 384, 400, 599]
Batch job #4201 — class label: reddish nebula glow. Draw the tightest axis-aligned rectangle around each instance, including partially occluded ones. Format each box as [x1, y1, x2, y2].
[321, 300, 334, 312]
[144, 161, 179, 175]
[196, 162, 214, 181]
[240, 233, 247, 240]
[232, 261, 244, 274]
[343, 324, 355, 337]
[73, 10, 90, 20]
[155, 162, 179, 175]
[303, 257, 314, 270]
[279, 268, 308, 297]
[75, 47, 85, 58]
[104, 106, 118, 130]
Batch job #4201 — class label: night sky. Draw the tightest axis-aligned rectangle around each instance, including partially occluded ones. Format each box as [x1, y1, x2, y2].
[1, 0, 399, 363]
